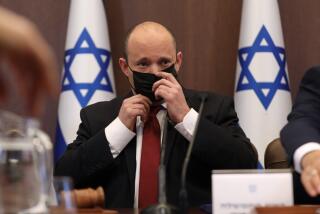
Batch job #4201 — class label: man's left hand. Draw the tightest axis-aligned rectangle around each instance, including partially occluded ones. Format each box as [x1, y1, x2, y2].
[152, 71, 190, 123]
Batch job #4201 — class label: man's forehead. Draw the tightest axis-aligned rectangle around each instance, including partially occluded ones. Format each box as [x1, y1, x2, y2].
[134, 55, 175, 63]
[128, 29, 174, 47]
[127, 42, 176, 61]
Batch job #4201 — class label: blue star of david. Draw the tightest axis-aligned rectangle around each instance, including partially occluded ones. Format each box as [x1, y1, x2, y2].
[61, 28, 114, 107]
[236, 25, 290, 110]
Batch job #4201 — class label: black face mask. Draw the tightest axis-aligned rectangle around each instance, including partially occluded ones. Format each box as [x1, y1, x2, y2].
[130, 64, 178, 102]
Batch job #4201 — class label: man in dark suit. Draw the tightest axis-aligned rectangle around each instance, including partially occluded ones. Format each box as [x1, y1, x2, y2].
[281, 66, 320, 203]
[55, 21, 257, 208]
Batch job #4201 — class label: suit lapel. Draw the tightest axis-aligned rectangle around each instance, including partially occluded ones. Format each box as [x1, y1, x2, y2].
[164, 121, 177, 164]
[124, 138, 136, 198]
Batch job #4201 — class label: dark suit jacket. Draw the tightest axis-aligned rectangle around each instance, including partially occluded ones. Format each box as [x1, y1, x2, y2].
[55, 89, 258, 208]
[281, 67, 320, 160]
[281, 66, 320, 204]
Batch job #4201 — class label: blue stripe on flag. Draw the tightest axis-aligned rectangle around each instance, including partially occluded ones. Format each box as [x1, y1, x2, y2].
[54, 122, 67, 163]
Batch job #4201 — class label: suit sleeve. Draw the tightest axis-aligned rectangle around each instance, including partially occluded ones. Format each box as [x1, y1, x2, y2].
[281, 66, 320, 162]
[54, 108, 116, 187]
[192, 95, 258, 169]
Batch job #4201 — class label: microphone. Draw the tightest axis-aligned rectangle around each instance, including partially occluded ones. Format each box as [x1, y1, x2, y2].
[141, 112, 178, 214]
[179, 93, 207, 214]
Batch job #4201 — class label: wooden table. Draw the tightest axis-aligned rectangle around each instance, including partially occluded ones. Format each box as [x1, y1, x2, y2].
[254, 206, 320, 214]
[51, 205, 320, 213]
[49, 207, 206, 214]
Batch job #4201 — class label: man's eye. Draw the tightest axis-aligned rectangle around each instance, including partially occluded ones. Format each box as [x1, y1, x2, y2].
[138, 62, 148, 67]
[162, 61, 170, 65]
[160, 61, 171, 67]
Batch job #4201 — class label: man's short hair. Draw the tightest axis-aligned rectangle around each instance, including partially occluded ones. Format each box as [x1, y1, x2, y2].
[123, 22, 177, 60]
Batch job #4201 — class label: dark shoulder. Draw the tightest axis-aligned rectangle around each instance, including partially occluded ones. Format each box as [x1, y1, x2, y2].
[184, 89, 236, 124]
[301, 66, 320, 86]
[294, 66, 320, 102]
[81, 94, 126, 117]
[184, 88, 233, 106]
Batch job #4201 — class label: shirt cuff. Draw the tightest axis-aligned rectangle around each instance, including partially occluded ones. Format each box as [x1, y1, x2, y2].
[175, 108, 198, 142]
[294, 142, 320, 173]
[105, 117, 136, 158]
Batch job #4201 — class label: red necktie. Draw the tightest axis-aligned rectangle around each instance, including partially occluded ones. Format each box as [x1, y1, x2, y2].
[139, 106, 161, 209]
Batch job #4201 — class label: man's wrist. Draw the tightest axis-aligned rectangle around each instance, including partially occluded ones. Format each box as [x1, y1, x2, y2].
[176, 107, 191, 123]
[302, 150, 320, 170]
[294, 142, 320, 173]
[175, 108, 198, 141]
[105, 117, 136, 157]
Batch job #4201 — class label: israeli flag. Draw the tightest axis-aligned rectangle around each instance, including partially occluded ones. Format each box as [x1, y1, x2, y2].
[55, 0, 116, 162]
[234, 0, 292, 167]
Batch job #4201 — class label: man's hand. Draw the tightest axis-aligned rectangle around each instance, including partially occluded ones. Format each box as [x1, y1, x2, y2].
[152, 72, 190, 123]
[118, 94, 151, 131]
[0, 6, 59, 116]
[301, 150, 320, 197]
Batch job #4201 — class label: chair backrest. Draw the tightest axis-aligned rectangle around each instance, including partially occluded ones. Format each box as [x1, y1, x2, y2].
[264, 138, 289, 169]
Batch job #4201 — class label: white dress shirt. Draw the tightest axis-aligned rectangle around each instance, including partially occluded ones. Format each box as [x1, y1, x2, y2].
[293, 142, 320, 173]
[104, 105, 198, 208]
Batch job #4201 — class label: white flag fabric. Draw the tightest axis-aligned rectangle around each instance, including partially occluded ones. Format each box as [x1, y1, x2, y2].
[234, 0, 292, 167]
[55, 0, 116, 161]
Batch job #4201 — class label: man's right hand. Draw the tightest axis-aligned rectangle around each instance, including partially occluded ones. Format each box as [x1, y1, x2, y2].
[118, 94, 151, 131]
[301, 150, 320, 197]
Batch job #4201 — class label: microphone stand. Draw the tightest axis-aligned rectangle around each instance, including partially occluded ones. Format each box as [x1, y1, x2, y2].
[141, 113, 178, 214]
[141, 93, 207, 214]
[179, 94, 207, 214]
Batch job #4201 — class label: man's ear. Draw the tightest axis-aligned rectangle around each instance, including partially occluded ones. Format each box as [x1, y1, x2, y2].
[119, 57, 130, 77]
[175, 51, 183, 72]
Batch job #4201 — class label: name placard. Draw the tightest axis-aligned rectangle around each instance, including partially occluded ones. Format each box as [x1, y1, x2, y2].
[211, 169, 293, 214]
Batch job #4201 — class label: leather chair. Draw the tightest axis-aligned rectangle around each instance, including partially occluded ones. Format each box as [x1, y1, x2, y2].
[264, 138, 289, 169]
